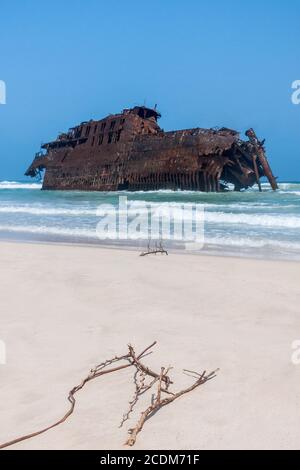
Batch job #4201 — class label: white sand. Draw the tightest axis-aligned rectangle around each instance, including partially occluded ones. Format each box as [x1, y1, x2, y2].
[0, 241, 300, 450]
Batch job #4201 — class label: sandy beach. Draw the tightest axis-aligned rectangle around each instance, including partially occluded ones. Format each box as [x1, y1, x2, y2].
[0, 241, 300, 450]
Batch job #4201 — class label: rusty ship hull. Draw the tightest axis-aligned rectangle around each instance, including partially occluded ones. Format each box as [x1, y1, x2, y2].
[25, 106, 278, 192]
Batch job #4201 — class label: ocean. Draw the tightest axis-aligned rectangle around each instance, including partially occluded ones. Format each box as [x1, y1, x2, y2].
[0, 180, 299, 260]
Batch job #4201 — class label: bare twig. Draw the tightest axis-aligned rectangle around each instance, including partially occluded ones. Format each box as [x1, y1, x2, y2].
[127, 344, 172, 386]
[0, 341, 218, 449]
[140, 239, 168, 256]
[0, 341, 157, 450]
[119, 371, 158, 428]
[125, 367, 219, 447]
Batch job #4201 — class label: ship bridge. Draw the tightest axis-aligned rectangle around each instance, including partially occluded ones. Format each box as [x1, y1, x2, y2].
[127, 106, 161, 121]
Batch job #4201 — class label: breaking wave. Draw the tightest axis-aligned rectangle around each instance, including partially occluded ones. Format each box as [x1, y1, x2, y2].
[0, 181, 42, 190]
[0, 206, 97, 216]
[0, 224, 299, 253]
[204, 211, 300, 228]
[0, 224, 95, 238]
[0, 203, 300, 229]
[0, 180, 300, 259]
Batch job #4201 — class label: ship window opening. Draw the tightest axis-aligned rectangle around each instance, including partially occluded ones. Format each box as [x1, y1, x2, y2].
[61, 152, 68, 162]
[101, 122, 106, 131]
[75, 127, 82, 139]
[108, 132, 113, 144]
[91, 136, 95, 146]
[110, 120, 116, 130]
[98, 134, 104, 145]
[138, 109, 145, 119]
[146, 110, 156, 119]
[116, 130, 122, 141]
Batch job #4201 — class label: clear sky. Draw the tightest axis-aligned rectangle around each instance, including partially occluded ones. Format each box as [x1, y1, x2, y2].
[0, 0, 299, 181]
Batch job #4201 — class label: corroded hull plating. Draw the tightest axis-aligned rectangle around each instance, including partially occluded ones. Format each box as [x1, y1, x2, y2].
[25, 106, 278, 192]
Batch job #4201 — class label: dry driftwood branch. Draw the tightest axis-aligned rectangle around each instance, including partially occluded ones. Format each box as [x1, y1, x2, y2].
[128, 344, 172, 386]
[0, 341, 157, 450]
[119, 370, 158, 428]
[0, 341, 217, 449]
[125, 367, 219, 447]
[140, 240, 168, 256]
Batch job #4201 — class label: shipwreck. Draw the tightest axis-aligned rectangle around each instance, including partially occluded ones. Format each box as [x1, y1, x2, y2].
[25, 106, 278, 192]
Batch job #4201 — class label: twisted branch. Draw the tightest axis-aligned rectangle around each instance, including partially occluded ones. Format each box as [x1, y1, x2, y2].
[0, 341, 218, 449]
[125, 368, 219, 446]
[0, 341, 157, 450]
[140, 240, 168, 256]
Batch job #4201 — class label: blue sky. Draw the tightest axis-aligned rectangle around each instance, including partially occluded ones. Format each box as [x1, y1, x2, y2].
[0, 0, 299, 181]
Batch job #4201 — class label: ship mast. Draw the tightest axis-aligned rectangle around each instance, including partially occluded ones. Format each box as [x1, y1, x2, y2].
[245, 128, 278, 191]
